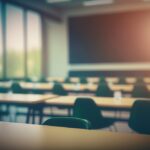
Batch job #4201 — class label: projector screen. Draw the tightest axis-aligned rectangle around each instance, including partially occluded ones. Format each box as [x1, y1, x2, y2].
[69, 10, 150, 64]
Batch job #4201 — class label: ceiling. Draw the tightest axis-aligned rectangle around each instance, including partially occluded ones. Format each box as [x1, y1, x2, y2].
[46, 0, 150, 9]
[3, 0, 150, 20]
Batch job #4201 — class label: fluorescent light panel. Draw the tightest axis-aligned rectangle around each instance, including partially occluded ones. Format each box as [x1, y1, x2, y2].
[83, 0, 114, 6]
[47, 0, 70, 3]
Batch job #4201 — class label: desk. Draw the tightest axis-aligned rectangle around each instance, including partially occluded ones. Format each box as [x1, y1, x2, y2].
[0, 122, 150, 150]
[45, 96, 143, 111]
[20, 82, 98, 93]
[109, 84, 134, 92]
[0, 93, 57, 104]
[0, 94, 57, 123]
[20, 82, 136, 93]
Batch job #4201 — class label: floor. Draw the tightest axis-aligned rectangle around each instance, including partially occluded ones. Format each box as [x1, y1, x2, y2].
[0, 106, 133, 133]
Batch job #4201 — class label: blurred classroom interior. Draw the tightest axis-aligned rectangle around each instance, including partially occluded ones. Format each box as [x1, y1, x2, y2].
[0, 0, 150, 150]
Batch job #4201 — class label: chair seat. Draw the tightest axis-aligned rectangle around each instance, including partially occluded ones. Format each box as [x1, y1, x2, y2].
[92, 118, 114, 129]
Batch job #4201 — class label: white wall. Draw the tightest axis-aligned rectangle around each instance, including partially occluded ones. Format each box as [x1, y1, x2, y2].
[46, 4, 150, 77]
[45, 17, 69, 77]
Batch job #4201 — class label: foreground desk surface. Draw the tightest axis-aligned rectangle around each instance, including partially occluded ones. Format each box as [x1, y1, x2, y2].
[45, 96, 149, 109]
[0, 122, 150, 150]
[0, 93, 57, 104]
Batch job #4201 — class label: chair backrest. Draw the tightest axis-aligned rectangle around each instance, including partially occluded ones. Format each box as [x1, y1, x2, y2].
[119, 77, 126, 84]
[38, 77, 48, 83]
[136, 77, 144, 85]
[43, 117, 91, 129]
[64, 77, 71, 83]
[73, 98, 104, 129]
[11, 82, 26, 94]
[132, 84, 150, 98]
[128, 100, 150, 135]
[96, 84, 113, 97]
[52, 83, 68, 96]
[80, 77, 88, 84]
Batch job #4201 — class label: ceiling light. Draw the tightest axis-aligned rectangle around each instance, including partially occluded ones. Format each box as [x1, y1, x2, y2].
[83, 0, 114, 7]
[47, 0, 70, 3]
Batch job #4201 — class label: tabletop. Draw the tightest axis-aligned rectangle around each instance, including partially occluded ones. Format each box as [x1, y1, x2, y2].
[45, 96, 148, 109]
[0, 93, 58, 104]
[0, 122, 150, 150]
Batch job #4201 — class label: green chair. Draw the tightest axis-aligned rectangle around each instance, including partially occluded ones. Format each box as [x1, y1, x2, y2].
[24, 77, 32, 82]
[119, 77, 126, 84]
[99, 77, 107, 85]
[132, 84, 150, 98]
[43, 117, 91, 129]
[0, 87, 8, 93]
[80, 77, 88, 84]
[136, 77, 144, 85]
[10, 82, 27, 94]
[64, 77, 71, 83]
[52, 83, 68, 96]
[96, 84, 113, 97]
[38, 77, 48, 83]
[73, 98, 114, 129]
[128, 100, 150, 135]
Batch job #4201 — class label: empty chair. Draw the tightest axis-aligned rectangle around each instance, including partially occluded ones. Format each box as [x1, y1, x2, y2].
[119, 77, 126, 84]
[99, 77, 108, 85]
[52, 83, 68, 96]
[132, 84, 150, 98]
[10, 82, 27, 94]
[136, 77, 145, 85]
[128, 100, 150, 135]
[64, 77, 71, 83]
[96, 84, 113, 97]
[43, 117, 91, 129]
[73, 98, 114, 129]
[24, 77, 32, 82]
[80, 77, 88, 84]
[0, 87, 8, 93]
[38, 77, 48, 83]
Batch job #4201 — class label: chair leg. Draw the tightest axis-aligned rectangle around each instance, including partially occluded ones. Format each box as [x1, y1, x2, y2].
[113, 124, 118, 132]
[32, 109, 36, 124]
[26, 107, 32, 124]
[39, 108, 44, 124]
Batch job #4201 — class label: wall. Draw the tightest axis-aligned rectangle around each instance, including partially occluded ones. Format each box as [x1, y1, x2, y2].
[46, 3, 150, 77]
[45, 17, 69, 77]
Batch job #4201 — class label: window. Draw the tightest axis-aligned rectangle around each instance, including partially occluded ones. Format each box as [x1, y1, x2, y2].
[27, 11, 42, 78]
[0, 2, 3, 78]
[0, 3, 43, 79]
[6, 4, 25, 78]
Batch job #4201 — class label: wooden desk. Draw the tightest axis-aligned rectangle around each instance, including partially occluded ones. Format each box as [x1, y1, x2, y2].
[45, 96, 148, 110]
[109, 84, 134, 92]
[0, 93, 57, 104]
[21, 82, 98, 93]
[0, 122, 149, 150]
[21, 82, 136, 93]
[0, 94, 58, 123]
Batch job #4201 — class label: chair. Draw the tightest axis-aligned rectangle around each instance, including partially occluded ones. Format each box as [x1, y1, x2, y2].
[73, 98, 114, 129]
[52, 83, 68, 96]
[132, 84, 150, 98]
[128, 100, 150, 135]
[64, 77, 71, 83]
[38, 77, 48, 83]
[136, 77, 144, 85]
[99, 77, 107, 85]
[43, 117, 91, 129]
[96, 84, 113, 97]
[119, 77, 126, 84]
[10, 82, 27, 94]
[80, 77, 88, 84]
